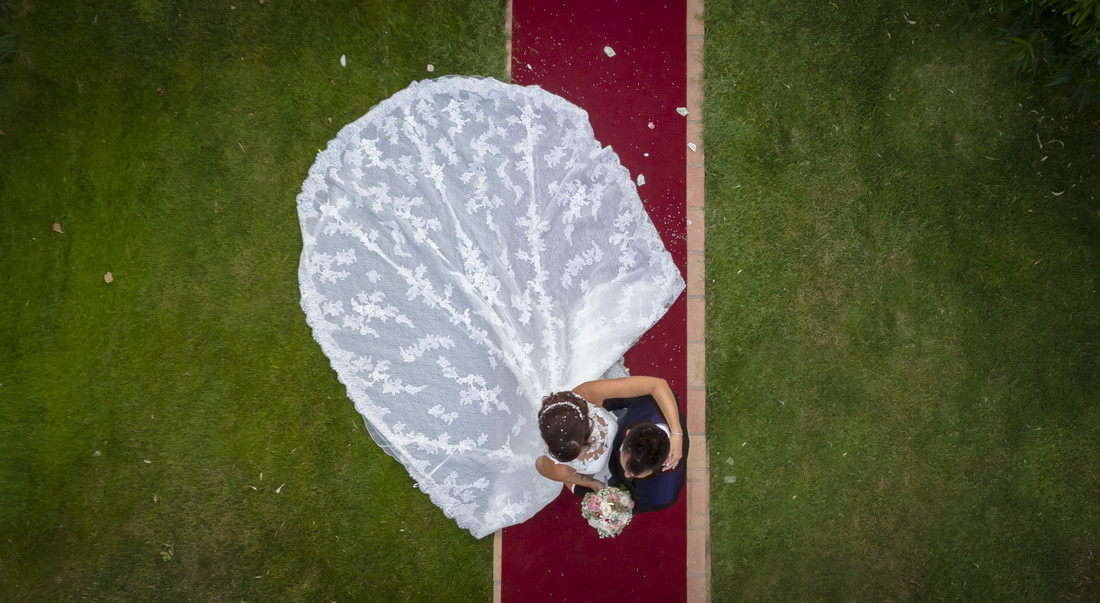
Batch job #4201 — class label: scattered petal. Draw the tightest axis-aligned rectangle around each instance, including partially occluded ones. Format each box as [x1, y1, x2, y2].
[275, 483, 285, 494]
[603, 45, 616, 58]
[687, 142, 697, 152]
[903, 11, 917, 24]
[144, 459, 151, 464]
[647, 122, 655, 129]
[94, 450, 101, 456]
[340, 54, 346, 68]
[52, 223, 63, 233]
[426, 64, 434, 72]
[1052, 190, 1065, 196]
[103, 272, 113, 283]
[676, 107, 689, 116]
[636, 174, 645, 186]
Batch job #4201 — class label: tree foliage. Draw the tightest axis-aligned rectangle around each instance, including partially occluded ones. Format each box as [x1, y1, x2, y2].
[963, 0, 1100, 103]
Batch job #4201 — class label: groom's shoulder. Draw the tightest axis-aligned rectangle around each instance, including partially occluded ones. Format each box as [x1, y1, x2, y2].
[621, 396, 662, 425]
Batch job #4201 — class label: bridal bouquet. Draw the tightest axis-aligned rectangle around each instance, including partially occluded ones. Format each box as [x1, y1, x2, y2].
[581, 487, 635, 538]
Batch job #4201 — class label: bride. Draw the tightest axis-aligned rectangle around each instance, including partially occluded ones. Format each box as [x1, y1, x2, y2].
[536, 376, 683, 492]
[297, 76, 683, 538]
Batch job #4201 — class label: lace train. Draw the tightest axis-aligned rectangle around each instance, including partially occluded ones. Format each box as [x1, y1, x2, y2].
[297, 76, 683, 537]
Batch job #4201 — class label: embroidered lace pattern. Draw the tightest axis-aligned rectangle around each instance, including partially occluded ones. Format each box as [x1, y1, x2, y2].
[297, 76, 683, 538]
[560, 404, 618, 483]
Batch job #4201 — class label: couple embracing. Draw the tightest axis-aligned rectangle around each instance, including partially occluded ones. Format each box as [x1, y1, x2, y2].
[536, 376, 688, 515]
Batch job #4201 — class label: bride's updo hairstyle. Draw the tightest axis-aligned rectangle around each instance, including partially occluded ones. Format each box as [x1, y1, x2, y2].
[538, 391, 592, 463]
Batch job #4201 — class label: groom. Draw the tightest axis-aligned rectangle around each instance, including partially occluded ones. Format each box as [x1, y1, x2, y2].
[602, 394, 690, 513]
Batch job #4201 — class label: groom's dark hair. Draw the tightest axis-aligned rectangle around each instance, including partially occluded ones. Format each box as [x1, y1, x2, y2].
[622, 421, 669, 475]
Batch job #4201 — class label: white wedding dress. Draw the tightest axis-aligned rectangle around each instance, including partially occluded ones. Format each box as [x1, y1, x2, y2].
[296, 76, 683, 538]
[559, 403, 618, 484]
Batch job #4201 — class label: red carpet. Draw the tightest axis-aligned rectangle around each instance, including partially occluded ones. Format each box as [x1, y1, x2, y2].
[502, 1, 687, 601]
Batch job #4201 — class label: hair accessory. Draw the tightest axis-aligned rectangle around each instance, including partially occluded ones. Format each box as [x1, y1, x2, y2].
[539, 399, 584, 420]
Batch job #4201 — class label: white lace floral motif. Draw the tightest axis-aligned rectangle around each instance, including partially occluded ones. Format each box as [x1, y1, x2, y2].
[297, 76, 683, 538]
[560, 404, 618, 484]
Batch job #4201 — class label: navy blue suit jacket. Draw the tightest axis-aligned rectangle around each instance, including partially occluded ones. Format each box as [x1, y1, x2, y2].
[604, 394, 688, 513]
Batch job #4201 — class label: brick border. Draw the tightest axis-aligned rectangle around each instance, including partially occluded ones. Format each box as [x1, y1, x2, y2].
[684, 0, 709, 600]
[503, 0, 514, 84]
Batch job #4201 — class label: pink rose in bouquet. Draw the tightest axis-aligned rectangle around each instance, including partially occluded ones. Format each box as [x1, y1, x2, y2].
[580, 487, 635, 538]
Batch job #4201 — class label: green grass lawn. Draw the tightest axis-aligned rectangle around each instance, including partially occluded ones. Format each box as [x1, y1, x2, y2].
[0, 1, 505, 599]
[704, 1, 1100, 600]
[5, 0, 1100, 600]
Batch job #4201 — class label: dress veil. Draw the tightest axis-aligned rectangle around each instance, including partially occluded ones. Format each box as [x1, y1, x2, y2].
[297, 76, 683, 538]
